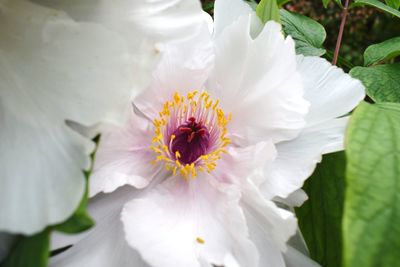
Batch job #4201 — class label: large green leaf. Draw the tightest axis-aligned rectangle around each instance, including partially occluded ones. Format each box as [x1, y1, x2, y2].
[295, 152, 345, 267]
[344, 102, 400, 267]
[350, 63, 400, 103]
[385, 0, 400, 9]
[0, 229, 50, 267]
[280, 9, 326, 56]
[256, 0, 281, 23]
[352, 0, 400, 18]
[364, 37, 400, 66]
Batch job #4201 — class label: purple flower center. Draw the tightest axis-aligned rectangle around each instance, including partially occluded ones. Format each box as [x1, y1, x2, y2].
[170, 117, 210, 165]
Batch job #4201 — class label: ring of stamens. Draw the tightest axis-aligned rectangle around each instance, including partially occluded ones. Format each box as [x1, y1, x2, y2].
[150, 90, 231, 179]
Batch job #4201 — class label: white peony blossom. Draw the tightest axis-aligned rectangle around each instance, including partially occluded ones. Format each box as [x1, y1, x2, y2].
[50, 0, 365, 266]
[0, 0, 205, 235]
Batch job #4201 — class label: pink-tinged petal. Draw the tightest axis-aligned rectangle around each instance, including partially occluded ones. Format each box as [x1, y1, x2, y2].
[50, 187, 148, 267]
[90, 111, 159, 197]
[297, 55, 365, 127]
[121, 175, 258, 267]
[262, 117, 349, 200]
[135, 24, 214, 119]
[207, 19, 308, 145]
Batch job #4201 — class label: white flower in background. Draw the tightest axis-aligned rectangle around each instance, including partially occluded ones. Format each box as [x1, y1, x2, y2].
[50, 0, 365, 266]
[0, 0, 205, 235]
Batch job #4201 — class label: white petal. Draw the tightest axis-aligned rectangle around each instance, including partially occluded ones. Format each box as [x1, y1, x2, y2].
[50, 187, 148, 267]
[284, 246, 321, 267]
[245, 211, 286, 267]
[35, 0, 207, 95]
[275, 189, 309, 207]
[297, 56, 365, 127]
[242, 182, 297, 251]
[89, 110, 157, 197]
[214, 141, 277, 185]
[121, 175, 258, 267]
[262, 117, 349, 200]
[0, 0, 135, 234]
[135, 24, 214, 119]
[213, 0, 253, 37]
[207, 19, 308, 145]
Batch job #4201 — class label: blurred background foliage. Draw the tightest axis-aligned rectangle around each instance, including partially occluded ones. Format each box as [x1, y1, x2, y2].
[201, 0, 400, 67]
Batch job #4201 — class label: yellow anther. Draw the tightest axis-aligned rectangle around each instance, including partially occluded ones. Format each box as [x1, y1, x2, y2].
[196, 237, 205, 244]
[150, 90, 231, 181]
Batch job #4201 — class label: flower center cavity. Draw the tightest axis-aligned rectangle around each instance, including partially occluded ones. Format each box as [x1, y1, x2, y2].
[150, 90, 231, 179]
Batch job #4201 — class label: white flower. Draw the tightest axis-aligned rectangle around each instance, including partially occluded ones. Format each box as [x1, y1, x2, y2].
[50, 0, 365, 266]
[0, 0, 205, 235]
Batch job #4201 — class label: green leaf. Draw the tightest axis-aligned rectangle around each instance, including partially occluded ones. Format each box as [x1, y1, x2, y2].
[385, 0, 400, 9]
[0, 229, 50, 267]
[277, 0, 291, 7]
[322, 0, 344, 8]
[364, 37, 400, 66]
[352, 0, 400, 18]
[53, 171, 94, 233]
[322, 0, 331, 7]
[256, 0, 281, 23]
[344, 102, 400, 267]
[350, 63, 400, 103]
[295, 152, 345, 267]
[280, 9, 326, 56]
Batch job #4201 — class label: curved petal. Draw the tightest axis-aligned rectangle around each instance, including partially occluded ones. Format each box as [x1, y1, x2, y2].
[259, 57, 364, 200]
[213, 141, 276, 185]
[245, 210, 286, 267]
[50, 187, 148, 267]
[242, 181, 297, 252]
[121, 175, 258, 267]
[297, 56, 365, 127]
[0, 0, 137, 234]
[34, 0, 207, 96]
[213, 0, 263, 39]
[213, 0, 252, 37]
[89, 110, 158, 197]
[207, 19, 308, 145]
[135, 24, 214, 119]
[261, 117, 349, 200]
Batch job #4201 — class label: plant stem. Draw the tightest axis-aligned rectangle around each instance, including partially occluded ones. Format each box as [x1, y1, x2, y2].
[332, 0, 350, 65]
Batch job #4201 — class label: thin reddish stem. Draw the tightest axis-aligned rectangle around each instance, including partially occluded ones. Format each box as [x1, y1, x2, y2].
[332, 0, 350, 65]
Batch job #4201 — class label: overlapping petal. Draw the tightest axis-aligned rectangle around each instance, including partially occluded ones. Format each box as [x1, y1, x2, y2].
[207, 18, 309, 145]
[121, 175, 258, 267]
[34, 0, 207, 94]
[261, 57, 364, 200]
[0, 0, 135, 234]
[89, 111, 158, 197]
[50, 187, 148, 267]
